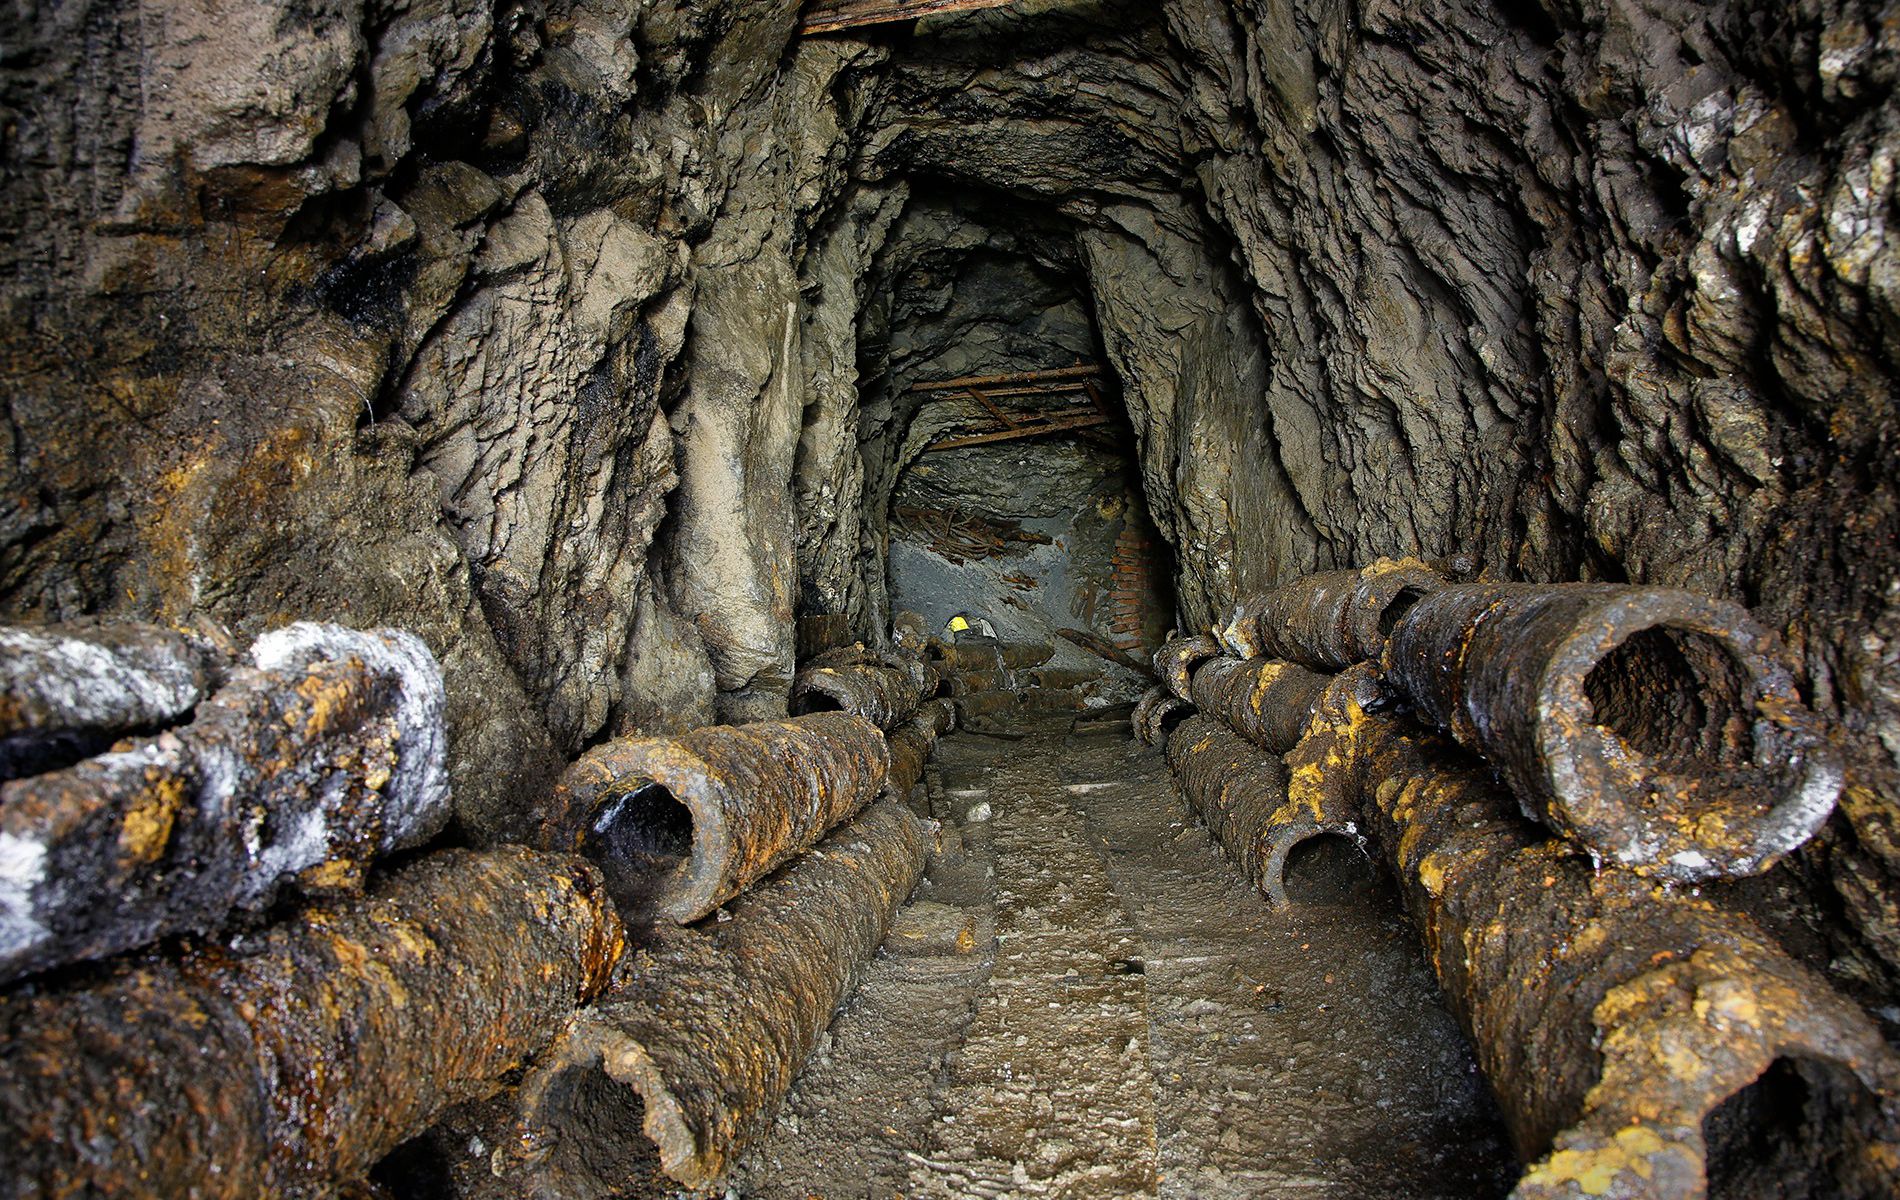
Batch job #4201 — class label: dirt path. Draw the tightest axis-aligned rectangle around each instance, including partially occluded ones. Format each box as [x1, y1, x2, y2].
[731, 725, 1515, 1200]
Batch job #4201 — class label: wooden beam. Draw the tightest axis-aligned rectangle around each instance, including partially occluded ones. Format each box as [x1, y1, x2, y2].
[801, 0, 1018, 34]
[924, 413, 1110, 451]
[908, 363, 1102, 392]
[965, 388, 1020, 429]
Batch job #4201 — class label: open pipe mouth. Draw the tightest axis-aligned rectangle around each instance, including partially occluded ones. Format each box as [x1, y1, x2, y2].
[1542, 595, 1840, 880]
[1377, 587, 1427, 639]
[1583, 626, 1754, 774]
[535, 1059, 667, 1196]
[584, 779, 695, 926]
[789, 689, 847, 715]
[1276, 831, 1379, 907]
[1702, 1056, 1888, 1200]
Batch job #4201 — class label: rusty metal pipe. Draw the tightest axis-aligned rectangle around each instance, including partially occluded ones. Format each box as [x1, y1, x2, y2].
[790, 662, 922, 730]
[0, 847, 624, 1200]
[885, 711, 941, 803]
[1167, 712, 1358, 909]
[1186, 657, 1333, 753]
[919, 696, 957, 736]
[1380, 583, 1841, 881]
[1333, 710, 1900, 1198]
[540, 712, 890, 925]
[0, 625, 451, 985]
[459, 801, 931, 1197]
[1218, 557, 1445, 668]
[1133, 685, 1192, 747]
[0, 620, 231, 780]
[1154, 633, 1223, 700]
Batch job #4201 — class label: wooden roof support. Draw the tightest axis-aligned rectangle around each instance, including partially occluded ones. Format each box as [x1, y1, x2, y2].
[924, 412, 1110, 452]
[801, 0, 1020, 35]
[907, 363, 1102, 392]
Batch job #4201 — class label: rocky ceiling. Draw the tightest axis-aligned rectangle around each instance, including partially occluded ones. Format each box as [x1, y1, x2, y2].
[2, 0, 1897, 999]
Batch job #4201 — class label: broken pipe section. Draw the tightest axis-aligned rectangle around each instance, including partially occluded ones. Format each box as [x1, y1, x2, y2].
[457, 800, 932, 1197]
[541, 711, 891, 925]
[1381, 583, 1840, 881]
[1334, 710, 1900, 1199]
[0, 847, 624, 1200]
[1219, 557, 1444, 669]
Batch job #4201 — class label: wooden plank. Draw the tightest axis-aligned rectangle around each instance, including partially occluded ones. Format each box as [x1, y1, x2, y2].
[908, 363, 1102, 392]
[924, 413, 1111, 451]
[801, 0, 1017, 34]
[966, 388, 1020, 429]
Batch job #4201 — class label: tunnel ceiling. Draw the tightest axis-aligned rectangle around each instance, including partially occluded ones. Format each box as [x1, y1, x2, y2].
[2, 0, 1898, 1010]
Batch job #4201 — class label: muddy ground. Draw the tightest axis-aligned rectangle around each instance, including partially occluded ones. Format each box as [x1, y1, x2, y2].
[728, 723, 1515, 1199]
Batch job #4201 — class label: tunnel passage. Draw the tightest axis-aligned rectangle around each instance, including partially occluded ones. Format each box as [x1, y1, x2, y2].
[835, 191, 1176, 721]
[5, 0, 1900, 1198]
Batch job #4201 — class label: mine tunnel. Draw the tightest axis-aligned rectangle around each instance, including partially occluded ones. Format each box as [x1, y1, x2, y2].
[2, 1, 1899, 1198]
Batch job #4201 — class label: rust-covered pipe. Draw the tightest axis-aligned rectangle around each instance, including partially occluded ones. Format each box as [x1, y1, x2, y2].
[919, 696, 957, 736]
[790, 662, 922, 730]
[461, 801, 931, 1197]
[0, 625, 451, 985]
[1218, 557, 1444, 668]
[1335, 711, 1899, 1198]
[1133, 685, 1192, 747]
[1167, 713, 1357, 909]
[540, 712, 890, 925]
[1154, 632, 1223, 699]
[885, 712, 941, 802]
[1380, 582, 1841, 881]
[1187, 656, 1333, 753]
[0, 847, 624, 1200]
[0, 620, 231, 779]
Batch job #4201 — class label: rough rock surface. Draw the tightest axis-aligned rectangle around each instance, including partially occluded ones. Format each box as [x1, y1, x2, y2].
[2, 0, 1898, 1002]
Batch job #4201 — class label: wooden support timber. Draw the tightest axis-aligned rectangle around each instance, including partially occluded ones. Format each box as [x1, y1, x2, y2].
[910, 364, 1116, 453]
[801, 0, 1020, 35]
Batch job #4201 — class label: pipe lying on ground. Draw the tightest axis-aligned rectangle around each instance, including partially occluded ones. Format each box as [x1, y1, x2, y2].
[919, 696, 957, 736]
[1332, 709, 1900, 1199]
[790, 662, 922, 730]
[1133, 685, 1192, 747]
[886, 712, 941, 803]
[451, 801, 932, 1198]
[0, 625, 451, 985]
[1218, 557, 1444, 669]
[1167, 713, 1358, 909]
[0, 847, 624, 1200]
[540, 712, 890, 925]
[0, 620, 230, 779]
[1154, 633, 1223, 700]
[1187, 657, 1333, 753]
[1381, 583, 1840, 881]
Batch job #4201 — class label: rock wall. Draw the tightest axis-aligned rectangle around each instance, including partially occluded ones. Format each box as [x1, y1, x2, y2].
[4, 0, 1898, 995]
[0, 0, 891, 835]
[867, 0, 1900, 993]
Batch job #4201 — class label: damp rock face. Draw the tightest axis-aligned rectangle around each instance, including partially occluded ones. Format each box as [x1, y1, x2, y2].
[1, 0, 1898, 990]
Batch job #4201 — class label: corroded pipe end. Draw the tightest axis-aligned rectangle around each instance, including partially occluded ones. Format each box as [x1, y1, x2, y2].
[547, 714, 889, 926]
[1340, 557, 1446, 663]
[1154, 633, 1223, 700]
[1388, 584, 1842, 881]
[1533, 590, 1840, 880]
[1133, 686, 1192, 746]
[1227, 558, 1446, 670]
[1510, 936, 1900, 1200]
